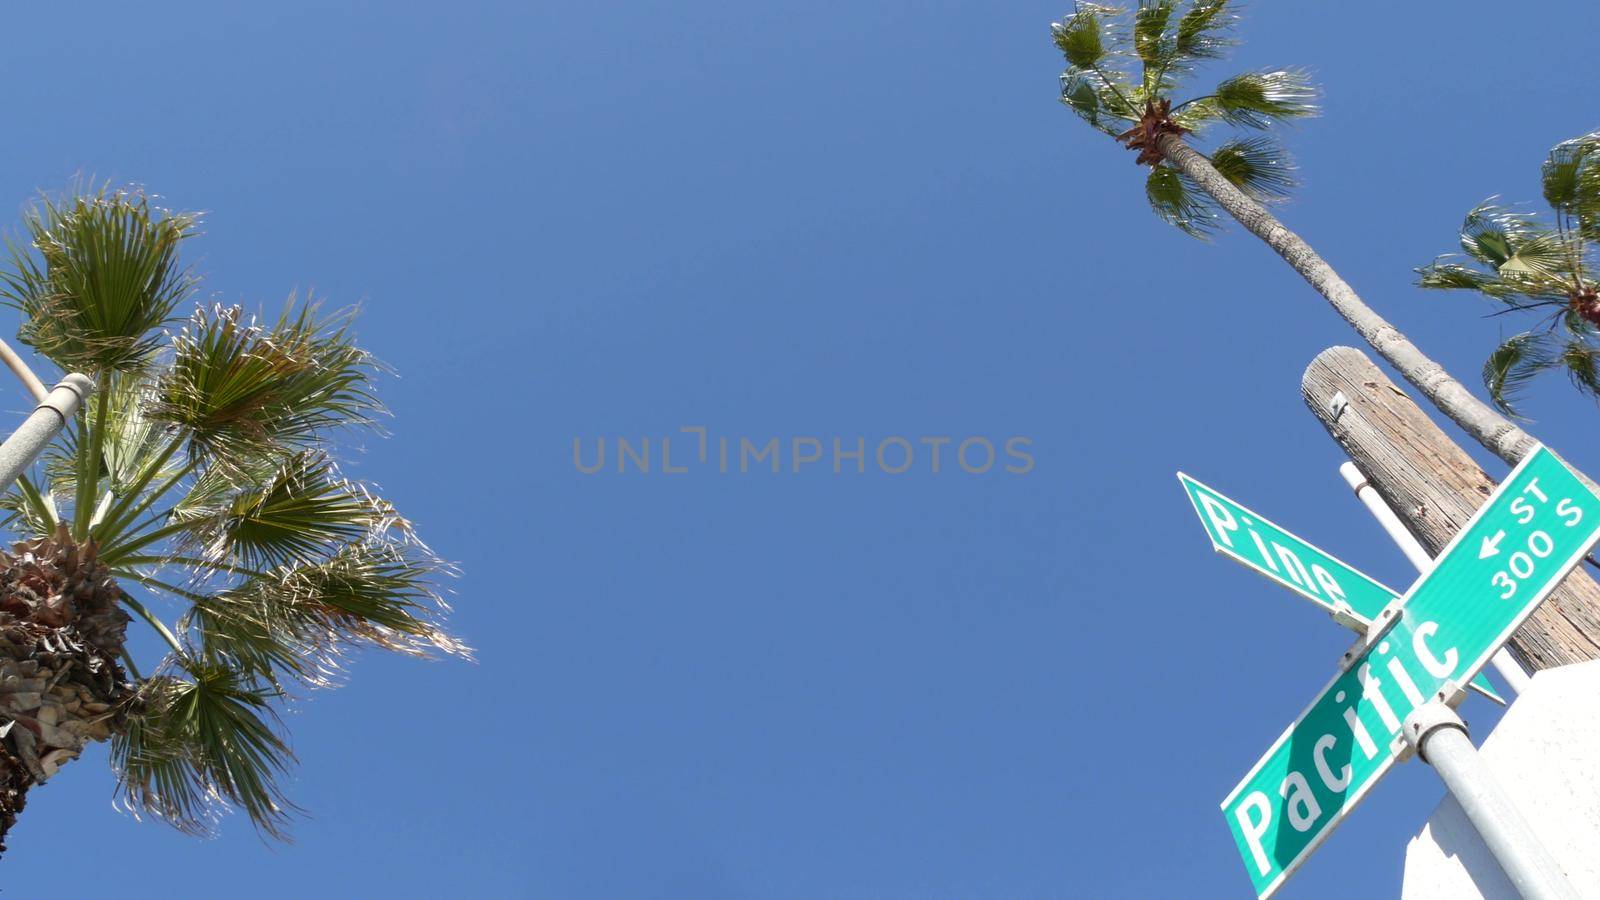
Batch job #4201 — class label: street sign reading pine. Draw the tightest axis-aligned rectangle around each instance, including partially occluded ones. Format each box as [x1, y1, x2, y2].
[1220, 446, 1600, 898]
[1177, 474, 1500, 704]
[1179, 473, 1396, 621]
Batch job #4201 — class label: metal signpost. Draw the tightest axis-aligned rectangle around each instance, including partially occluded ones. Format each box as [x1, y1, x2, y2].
[1209, 446, 1600, 898]
[1177, 473, 1501, 703]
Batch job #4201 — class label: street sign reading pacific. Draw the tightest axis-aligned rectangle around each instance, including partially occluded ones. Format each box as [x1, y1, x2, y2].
[1220, 446, 1600, 898]
[1177, 474, 1501, 703]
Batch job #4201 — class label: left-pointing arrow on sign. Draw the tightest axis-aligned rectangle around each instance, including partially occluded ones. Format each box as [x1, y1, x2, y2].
[1479, 529, 1506, 559]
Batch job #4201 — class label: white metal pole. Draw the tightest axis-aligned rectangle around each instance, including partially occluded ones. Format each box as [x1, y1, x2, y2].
[1404, 701, 1579, 899]
[1339, 461, 1534, 696]
[0, 337, 46, 404]
[0, 375, 92, 491]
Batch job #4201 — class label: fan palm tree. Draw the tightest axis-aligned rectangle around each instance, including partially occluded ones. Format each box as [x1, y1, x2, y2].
[0, 185, 467, 853]
[1050, 1, 1539, 466]
[1417, 131, 1600, 416]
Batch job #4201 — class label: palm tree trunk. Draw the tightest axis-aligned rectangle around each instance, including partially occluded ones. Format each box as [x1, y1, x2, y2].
[0, 742, 30, 854]
[0, 528, 133, 855]
[1156, 133, 1537, 466]
[1157, 135, 1600, 671]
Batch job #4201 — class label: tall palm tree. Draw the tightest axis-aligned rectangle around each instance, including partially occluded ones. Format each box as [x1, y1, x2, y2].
[0, 186, 467, 853]
[1417, 131, 1600, 416]
[1050, 1, 1539, 466]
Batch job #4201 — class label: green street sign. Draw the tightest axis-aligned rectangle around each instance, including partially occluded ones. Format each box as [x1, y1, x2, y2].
[1177, 473, 1501, 704]
[1221, 446, 1600, 898]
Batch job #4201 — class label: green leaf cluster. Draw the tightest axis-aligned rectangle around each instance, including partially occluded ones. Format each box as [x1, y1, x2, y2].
[1417, 132, 1600, 415]
[1051, 2, 1318, 237]
[0, 185, 468, 839]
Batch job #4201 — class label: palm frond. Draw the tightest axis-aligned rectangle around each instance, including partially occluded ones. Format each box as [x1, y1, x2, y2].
[1560, 340, 1600, 398]
[0, 474, 58, 535]
[111, 677, 218, 837]
[1209, 137, 1295, 200]
[1210, 69, 1317, 129]
[96, 376, 180, 496]
[1459, 202, 1536, 268]
[1542, 134, 1597, 212]
[111, 665, 298, 839]
[1133, 1, 1177, 79]
[1542, 130, 1600, 242]
[149, 299, 383, 468]
[1172, 0, 1233, 62]
[1416, 259, 1515, 297]
[0, 186, 197, 373]
[1451, 202, 1576, 296]
[280, 541, 464, 658]
[1546, 130, 1600, 243]
[186, 587, 311, 690]
[1146, 163, 1219, 237]
[1482, 332, 1553, 416]
[1059, 71, 1129, 135]
[1575, 133, 1600, 243]
[1097, 75, 1142, 122]
[173, 452, 394, 570]
[1051, 5, 1120, 70]
[187, 540, 465, 690]
[1566, 307, 1599, 337]
[1168, 96, 1222, 132]
[164, 453, 275, 522]
[1495, 230, 1570, 281]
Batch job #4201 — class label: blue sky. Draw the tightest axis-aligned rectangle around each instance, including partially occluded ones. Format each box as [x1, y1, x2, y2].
[0, 1, 1597, 897]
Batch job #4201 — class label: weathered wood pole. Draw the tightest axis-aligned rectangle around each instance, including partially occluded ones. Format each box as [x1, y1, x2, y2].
[1303, 346, 1600, 671]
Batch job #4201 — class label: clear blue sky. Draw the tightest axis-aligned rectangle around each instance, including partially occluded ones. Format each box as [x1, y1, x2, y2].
[0, 1, 1597, 897]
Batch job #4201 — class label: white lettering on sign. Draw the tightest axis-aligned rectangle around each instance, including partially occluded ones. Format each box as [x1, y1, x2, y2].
[1218, 448, 1600, 897]
[1275, 544, 1314, 588]
[1313, 734, 1349, 793]
[1384, 653, 1426, 707]
[1557, 498, 1584, 527]
[1236, 792, 1273, 876]
[1279, 772, 1320, 832]
[1411, 621, 1458, 678]
[1489, 483, 1588, 601]
[1359, 663, 1402, 734]
[1230, 629, 1467, 879]
[1198, 494, 1239, 548]
[1310, 566, 1346, 606]
[1195, 491, 1351, 605]
[1339, 692, 1378, 761]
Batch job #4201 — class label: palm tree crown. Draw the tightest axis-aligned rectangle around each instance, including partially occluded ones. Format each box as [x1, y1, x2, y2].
[0, 186, 467, 843]
[1417, 131, 1600, 415]
[1052, 1, 1317, 235]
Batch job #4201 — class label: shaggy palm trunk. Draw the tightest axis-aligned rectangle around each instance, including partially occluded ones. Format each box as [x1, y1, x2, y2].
[0, 525, 132, 854]
[1156, 134, 1539, 466]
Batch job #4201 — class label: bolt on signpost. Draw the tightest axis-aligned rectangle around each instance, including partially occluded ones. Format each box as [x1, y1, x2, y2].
[1214, 446, 1599, 898]
[1176, 473, 1501, 703]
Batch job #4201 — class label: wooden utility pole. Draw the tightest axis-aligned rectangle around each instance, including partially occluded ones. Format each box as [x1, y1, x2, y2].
[1302, 346, 1600, 671]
